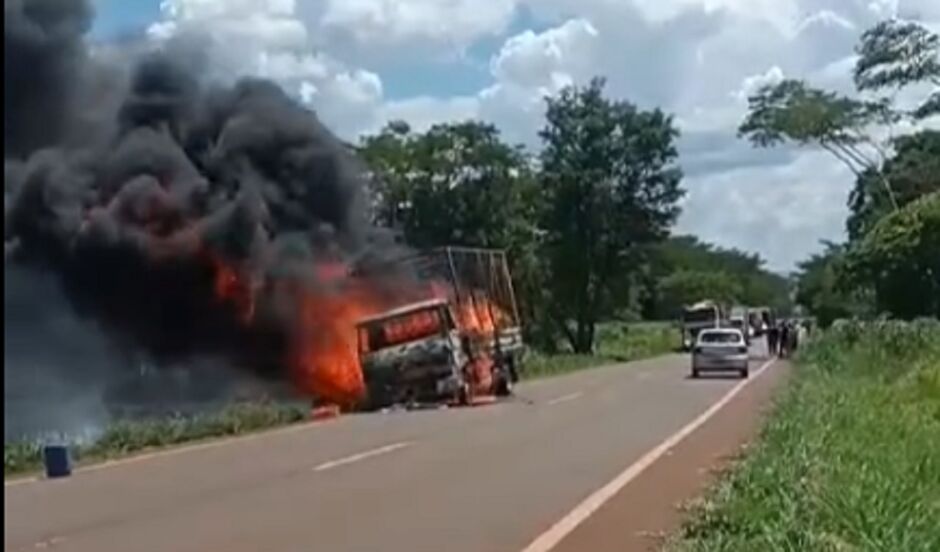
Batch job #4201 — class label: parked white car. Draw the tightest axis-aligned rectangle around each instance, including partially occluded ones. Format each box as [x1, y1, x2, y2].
[691, 328, 749, 379]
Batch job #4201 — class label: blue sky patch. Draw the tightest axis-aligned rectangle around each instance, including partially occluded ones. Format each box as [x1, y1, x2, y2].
[91, 0, 161, 40]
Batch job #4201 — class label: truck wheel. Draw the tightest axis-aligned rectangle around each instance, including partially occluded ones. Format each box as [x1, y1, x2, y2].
[691, 369, 700, 379]
[740, 368, 749, 379]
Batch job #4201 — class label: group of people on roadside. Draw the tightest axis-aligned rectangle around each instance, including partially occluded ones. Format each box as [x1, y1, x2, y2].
[766, 319, 806, 358]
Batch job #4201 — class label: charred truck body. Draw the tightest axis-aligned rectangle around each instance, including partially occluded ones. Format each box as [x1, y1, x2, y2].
[355, 247, 523, 409]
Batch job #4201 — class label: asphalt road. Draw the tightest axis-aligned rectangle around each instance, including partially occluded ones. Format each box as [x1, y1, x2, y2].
[5, 348, 773, 552]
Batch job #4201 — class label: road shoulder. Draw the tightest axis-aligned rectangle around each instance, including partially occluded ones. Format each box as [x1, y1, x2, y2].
[551, 359, 790, 552]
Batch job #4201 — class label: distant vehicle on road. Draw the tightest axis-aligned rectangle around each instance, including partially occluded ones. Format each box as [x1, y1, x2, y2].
[691, 328, 749, 379]
[727, 306, 751, 344]
[680, 300, 723, 350]
[748, 306, 775, 337]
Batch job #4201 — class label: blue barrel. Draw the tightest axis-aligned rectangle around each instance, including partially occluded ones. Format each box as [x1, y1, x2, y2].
[42, 445, 72, 478]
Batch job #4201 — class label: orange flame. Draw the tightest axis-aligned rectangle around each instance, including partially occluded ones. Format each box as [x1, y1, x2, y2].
[205, 251, 256, 324]
[203, 252, 512, 408]
[428, 282, 510, 335]
[290, 283, 381, 407]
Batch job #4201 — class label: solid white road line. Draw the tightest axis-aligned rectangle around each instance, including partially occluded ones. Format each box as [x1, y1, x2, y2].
[546, 392, 584, 406]
[312, 441, 414, 472]
[520, 358, 777, 552]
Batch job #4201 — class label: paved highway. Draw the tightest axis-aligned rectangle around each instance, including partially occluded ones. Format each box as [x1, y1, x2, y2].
[5, 350, 776, 552]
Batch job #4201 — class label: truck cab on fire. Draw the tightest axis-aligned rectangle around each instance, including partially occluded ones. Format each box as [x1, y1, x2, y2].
[353, 247, 523, 410]
[356, 298, 468, 407]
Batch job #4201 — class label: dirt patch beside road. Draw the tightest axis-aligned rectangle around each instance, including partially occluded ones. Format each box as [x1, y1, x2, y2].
[551, 360, 790, 552]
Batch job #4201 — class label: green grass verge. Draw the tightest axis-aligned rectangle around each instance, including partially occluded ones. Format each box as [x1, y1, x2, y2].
[5, 401, 308, 478]
[671, 319, 940, 551]
[5, 321, 676, 478]
[522, 321, 676, 380]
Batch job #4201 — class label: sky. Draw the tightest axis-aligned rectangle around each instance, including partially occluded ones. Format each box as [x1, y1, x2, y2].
[90, 0, 940, 273]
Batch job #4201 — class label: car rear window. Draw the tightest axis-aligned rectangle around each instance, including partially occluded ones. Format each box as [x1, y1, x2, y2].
[699, 331, 742, 344]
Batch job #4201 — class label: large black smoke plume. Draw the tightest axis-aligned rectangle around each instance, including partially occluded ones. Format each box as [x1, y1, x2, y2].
[4, 0, 396, 439]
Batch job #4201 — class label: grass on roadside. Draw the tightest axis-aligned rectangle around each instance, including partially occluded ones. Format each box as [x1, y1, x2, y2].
[671, 319, 940, 551]
[5, 321, 676, 478]
[522, 321, 676, 380]
[4, 401, 309, 477]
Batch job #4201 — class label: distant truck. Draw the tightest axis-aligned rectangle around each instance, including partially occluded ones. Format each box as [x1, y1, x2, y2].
[680, 300, 723, 351]
[748, 306, 775, 337]
[354, 247, 523, 409]
[727, 306, 752, 345]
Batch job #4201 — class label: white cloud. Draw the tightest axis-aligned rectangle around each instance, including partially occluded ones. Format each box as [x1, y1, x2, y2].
[156, 0, 297, 20]
[489, 19, 598, 87]
[140, 0, 940, 271]
[868, 0, 898, 18]
[148, 0, 389, 137]
[312, 69, 385, 135]
[379, 96, 481, 132]
[317, 0, 518, 56]
[676, 150, 852, 272]
[473, 18, 601, 144]
[734, 66, 785, 102]
[796, 9, 857, 34]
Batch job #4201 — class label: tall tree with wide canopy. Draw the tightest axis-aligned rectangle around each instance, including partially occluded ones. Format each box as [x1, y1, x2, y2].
[538, 78, 684, 353]
[739, 79, 899, 207]
[738, 20, 940, 213]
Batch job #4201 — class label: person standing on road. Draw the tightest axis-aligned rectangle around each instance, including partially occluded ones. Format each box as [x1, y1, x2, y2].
[779, 321, 790, 358]
[767, 322, 779, 357]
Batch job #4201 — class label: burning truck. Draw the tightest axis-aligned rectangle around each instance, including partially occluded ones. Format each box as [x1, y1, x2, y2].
[353, 247, 523, 409]
[206, 245, 525, 411]
[4, 0, 526, 433]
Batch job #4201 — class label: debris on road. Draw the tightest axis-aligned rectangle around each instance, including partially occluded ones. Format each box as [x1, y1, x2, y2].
[310, 404, 341, 421]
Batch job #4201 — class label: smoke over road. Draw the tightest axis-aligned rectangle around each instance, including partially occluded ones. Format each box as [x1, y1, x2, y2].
[4, 0, 410, 439]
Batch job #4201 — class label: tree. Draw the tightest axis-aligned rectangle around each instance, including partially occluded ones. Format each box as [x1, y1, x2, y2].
[358, 120, 415, 228]
[854, 19, 940, 120]
[640, 235, 791, 319]
[768, 19, 940, 320]
[359, 120, 539, 252]
[656, 270, 743, 318]
[539, 78, 684, 353]
[847, 130, 940, 240]
[844, 191, 940, 318]
[738, 79, 899, 207]
[793, 242, 873, 327]
[739, 20, 940, 213]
